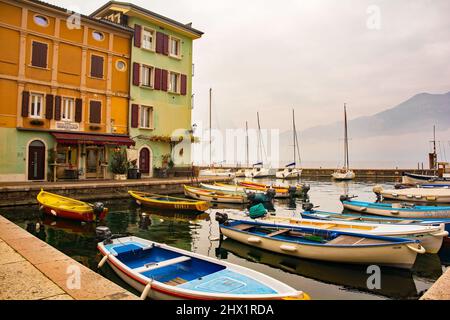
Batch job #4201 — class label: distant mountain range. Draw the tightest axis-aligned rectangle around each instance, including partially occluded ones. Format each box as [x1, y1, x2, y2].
[297, 91, 450, 141]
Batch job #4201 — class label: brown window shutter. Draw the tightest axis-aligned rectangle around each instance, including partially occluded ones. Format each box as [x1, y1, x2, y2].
[131, 104, 139, 128]
[21, 91, 29, 117]
[45, 94, 54, 119]
[163, 34, 169, 56]
[133, 62, 140, 86]
[31, 42, 48, 68]
[75, 98, 82, 122]
[161, 69, 168, 91]
[89, 101, 101, 124]
[154, 68, 162, 90]
[134, 24, 141, 48]
[90, 55, 104, 78]
[180, 74, 187, 95]
[156, 32, 164, 54]
[54, 96, 61, 120]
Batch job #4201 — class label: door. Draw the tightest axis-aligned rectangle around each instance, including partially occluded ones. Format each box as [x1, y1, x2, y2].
[85, 147, 104, 178]
[28, 140, 45, 180]
[139, 148, 150, 175]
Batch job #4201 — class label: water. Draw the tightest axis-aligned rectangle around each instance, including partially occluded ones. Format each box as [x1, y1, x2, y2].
[2, 177, 449, 300]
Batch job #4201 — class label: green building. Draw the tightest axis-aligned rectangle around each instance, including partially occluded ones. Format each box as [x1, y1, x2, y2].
[92, 2, 203, 177]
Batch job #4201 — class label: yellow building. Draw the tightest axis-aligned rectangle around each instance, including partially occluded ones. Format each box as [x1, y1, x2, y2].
[0, 0, 134, 181]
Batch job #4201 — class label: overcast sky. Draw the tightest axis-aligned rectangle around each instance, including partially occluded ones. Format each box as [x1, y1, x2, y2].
[50, 0, 450, 132]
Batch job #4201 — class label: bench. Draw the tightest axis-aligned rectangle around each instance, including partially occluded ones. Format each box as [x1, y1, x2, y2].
[267, 229, 290, 237]
[133, 256, 191, 274]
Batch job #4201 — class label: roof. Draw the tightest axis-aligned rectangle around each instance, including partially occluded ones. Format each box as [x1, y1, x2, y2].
[24, 0, 134, 33]
[90, 1, 204, 39]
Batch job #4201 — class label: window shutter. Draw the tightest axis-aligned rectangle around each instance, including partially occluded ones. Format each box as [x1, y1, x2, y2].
[75, 98, 82, 122]
[180, 74, 187, 95]
[154, 68, 161, 90]
[89, 101, 101, 124]
[131, 104, 139, 128]
[45, 94, 54, 119]
[133, 62, 140, 86]
[161, 69, 168, 91]
[163, 34, 169, 56]
[21, 91, 29, 117]
[54, 96, 61, 121]
[90, 55, 104, 78]
[156, 32, 164, 54]
[31, 42, 47, 68]
[134, 24, 141, 48]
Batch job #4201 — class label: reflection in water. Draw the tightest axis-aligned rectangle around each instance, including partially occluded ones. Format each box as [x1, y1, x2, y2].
[0, 177, 446, 300]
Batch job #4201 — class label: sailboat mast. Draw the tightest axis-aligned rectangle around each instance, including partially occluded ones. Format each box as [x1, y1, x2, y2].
[257, 112, 262, 163]
[292, 109, 296, 165]
[209, 88, 212, 167]
[245, 121, 249, 167]
[344, 103, 349, 170]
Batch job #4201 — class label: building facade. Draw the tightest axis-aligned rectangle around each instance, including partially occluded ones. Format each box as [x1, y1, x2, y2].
[91, 2, 203, 177]
[0, 0, 134, 182]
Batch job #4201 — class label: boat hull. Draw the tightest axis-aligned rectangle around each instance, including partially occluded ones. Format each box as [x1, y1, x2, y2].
[332, 170, 355, 180]
[374, 186, 450, 203]
[129, 191, 210, 212]
[402, 172, 450, 185]
[276, 168, 302, 179]
[220, 226, 419, 269]
[184, 186, 247, 204]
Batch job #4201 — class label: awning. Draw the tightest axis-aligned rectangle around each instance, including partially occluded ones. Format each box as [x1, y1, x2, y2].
[52, 132, 135, 146]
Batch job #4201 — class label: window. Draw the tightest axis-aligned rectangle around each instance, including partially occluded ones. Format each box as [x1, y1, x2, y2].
[169, 72, 180, 93]
[92, 31, 104, 41]
[116, 60, 127, 72]
[89, 101, 101, 124]
[90, 54, 104, 78]
[31, 41, 48, 68]
[141, 65, 153, 87]
[34, 15, 49, 27]
[169, 37, 181, 57]
[30, 93, 44, 118]
[62, 98, 74, 121]
[142, 29, 155, 51]
[140, 106, 153, 129]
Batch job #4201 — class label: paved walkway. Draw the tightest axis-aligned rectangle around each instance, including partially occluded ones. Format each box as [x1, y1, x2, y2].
[0, 215, 138, 300]
[421, 266, 450, 300]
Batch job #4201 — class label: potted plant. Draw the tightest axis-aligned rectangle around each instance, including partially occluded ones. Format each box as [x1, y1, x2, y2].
[110, 150, 128, 180]
[127, 159, 140, 179]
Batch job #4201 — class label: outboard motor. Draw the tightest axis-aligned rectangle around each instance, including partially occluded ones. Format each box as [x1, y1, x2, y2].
[96, 226, 112, 244]
[265, 188, 276, 202]
[215, 212, 229, 225]
[92, 202, 105, 221]
[302, 202, 315, 212]
[339, 195, 351, 202]
[288, 186, 297, 200]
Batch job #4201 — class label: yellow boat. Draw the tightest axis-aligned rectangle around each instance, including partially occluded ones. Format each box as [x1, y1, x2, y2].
[128, 190, 210, 212]
[37, 189, 108, 222]
[184, 185, 248, 204]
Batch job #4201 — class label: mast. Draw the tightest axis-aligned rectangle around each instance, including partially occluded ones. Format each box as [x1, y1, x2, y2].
[292, 109, 296, 165]
[293, 108, 301, 167]
[344, 103, 349, 170]
[209, 88, 212, 167]
[245, 121, 249, 167]
[257, 112, 262, 163]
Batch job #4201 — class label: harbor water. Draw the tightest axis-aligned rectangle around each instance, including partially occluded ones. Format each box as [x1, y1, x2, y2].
[1, 177, 449, 300]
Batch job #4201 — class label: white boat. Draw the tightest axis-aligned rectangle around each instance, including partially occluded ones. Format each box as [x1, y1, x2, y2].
[217, 218, 425, 269]
[402, 172, 450, 185]
[277, 109, 303, 180]
[332, 104, 355, 181]
[226, 212, 447, 254]
[98, 236, 309, 300]
[184, 185, 248, 204]
[235, 168, 247, 177]
[276, 167, 302, 179]
[245, 166, 275, 178]
[198, 168, 235, 178]
[199, 183, 264, 195]
[373, 185, 450, 203]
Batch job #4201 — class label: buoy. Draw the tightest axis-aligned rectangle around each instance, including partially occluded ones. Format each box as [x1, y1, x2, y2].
[247, 237, 261, 244]
[280, 245, 297, 252]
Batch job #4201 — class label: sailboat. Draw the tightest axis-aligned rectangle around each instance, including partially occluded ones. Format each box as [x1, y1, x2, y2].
[235, 121, 249, 177]
[199, 88, 235, 178]
[276, 109, 302, 179]
[332, 104, 355, 180]
[245, 112, 275, 178]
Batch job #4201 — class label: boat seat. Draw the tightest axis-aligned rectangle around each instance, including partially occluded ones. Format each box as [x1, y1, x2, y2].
[342, 217, 360, 221]
[164, 277, 188, 286]
[133, 256, 191, 274]
[327, 235, 391, 245]
[318, 224, 336, 229]
[267, 229, 290, 237]
[234, 224, 254, 231]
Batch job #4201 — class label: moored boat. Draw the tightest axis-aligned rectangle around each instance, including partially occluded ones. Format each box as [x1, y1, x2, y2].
[276, 167, 302, 179]
[213, 182, 290, 198]
[402, 172, 450, 185]
[184, 185, 248, 204]
[225, 211, 447, 253]
[331, 104, 355, 181]
[238, 181, 309, 197]
[198, 168, 235, 178]
[37, 189, 108, 222]
[128, 191, 210, 213]
[216, 217, 425, 269]
[97, 236, 309, 300]
[373, 185, 450, 203]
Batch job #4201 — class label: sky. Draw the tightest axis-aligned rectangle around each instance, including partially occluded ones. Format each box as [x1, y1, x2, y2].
[47, 0, 450, 167]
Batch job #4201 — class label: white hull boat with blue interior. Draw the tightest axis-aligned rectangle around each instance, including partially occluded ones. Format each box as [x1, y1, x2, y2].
[225, 211, 447, 253]
[217, 218, 425, 269]
[373, 185, 450, 203]
[98, 236, 309, 300]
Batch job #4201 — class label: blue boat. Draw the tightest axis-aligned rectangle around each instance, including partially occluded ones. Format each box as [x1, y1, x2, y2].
[97, 236, 309, 300]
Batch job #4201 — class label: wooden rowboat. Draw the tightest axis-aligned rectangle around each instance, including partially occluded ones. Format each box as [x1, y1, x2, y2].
[97, 236, 309, 300]
[128, 191, 210, 213]
[237, 181, 309, 196]
[184, 185, 248, 204]
[37, 189, 108, 222]
[226, 211, 447, 253]
[218, 219, 425, 269]
[373, 185, 450, 203]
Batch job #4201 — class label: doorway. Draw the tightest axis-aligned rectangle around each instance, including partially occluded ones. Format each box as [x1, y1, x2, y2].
[28, 140, 46, 180]
[85, 147, 104, 179]
[139, 147, 151, 176]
